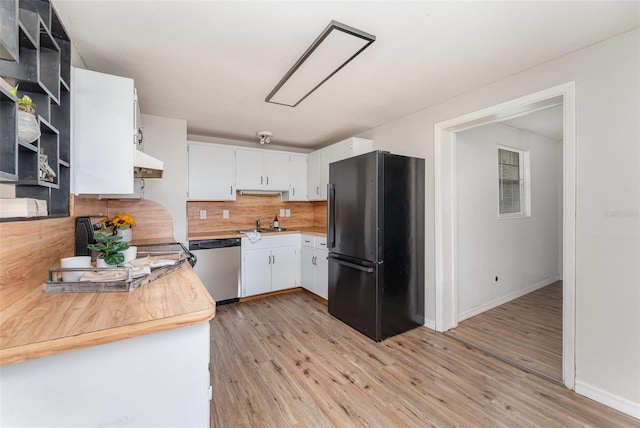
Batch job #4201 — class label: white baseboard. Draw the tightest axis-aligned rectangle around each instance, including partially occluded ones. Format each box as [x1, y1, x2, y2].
[458, 275, 562, 322]
[575, 380, 640, 420]
[423, 318, 436, 331]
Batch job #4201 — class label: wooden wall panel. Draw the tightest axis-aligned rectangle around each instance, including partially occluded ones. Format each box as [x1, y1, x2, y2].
[107, 200, 175, 241]
[72, 195, 108, 217]
[313, 201, 327, 228]
[0, 217, 75, 309]
[187, 194, 323, 235]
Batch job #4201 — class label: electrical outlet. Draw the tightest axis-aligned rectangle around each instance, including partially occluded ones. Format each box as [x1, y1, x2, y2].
[199, 210, 207, 220]
[222, 209, 229, 219]
[285, 209, 291, 217]
[279, 208, 285, 217]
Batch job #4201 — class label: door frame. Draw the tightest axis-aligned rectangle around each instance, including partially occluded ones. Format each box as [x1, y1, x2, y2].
[433, 82, 576, 389]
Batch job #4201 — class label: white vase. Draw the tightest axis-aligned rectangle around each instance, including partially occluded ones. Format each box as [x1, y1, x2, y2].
[116, 228, 133, 242]
[17, 110, 41, 144]
[96, 257, 109, 268]
[121, 246, 138, 264]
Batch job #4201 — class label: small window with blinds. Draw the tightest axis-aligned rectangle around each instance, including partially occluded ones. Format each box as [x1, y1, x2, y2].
[498, 147, 530, 218]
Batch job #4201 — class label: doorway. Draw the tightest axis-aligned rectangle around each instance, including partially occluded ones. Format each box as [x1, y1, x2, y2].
[434, 83, 576, 389]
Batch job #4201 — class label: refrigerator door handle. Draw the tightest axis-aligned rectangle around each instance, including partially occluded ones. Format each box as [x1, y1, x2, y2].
[327, 183, 336, 249]
[329, 256, 375, 273]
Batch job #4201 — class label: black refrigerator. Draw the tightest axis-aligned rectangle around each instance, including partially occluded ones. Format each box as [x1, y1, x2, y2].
[327, 151, 425, 342]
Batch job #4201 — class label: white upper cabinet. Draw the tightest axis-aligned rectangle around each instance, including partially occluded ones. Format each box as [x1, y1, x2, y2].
[235, 149, 263, 190]
[282, 153, 308, 201]
[334, 137, 373, 162]
[308, 146, 335, 201]
[72, 68, 135, 194]
[236, 148, 289, 191]
[308, 138, 373, 201]
[264, 152, 290, 191]
[307, 151, 321, 201]
[187, 142, 235, 201]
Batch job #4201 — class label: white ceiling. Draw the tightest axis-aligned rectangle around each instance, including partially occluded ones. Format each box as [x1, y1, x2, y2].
[52, 1, 639, 150]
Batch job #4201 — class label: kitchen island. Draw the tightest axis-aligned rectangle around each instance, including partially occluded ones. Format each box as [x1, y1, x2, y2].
[0, 263, 215, 427]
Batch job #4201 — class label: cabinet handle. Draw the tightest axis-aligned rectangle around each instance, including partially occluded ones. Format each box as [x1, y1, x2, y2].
[312, 256, 316, 265]
[292, 187, 295, 196]
[316, 186, 320, 195]
[266, 176, 269, 185]
[268, 255, 272, 265]
[230, 185, 233, 195]
[261, 176, 263, 185]
[272, 254, 275, 264]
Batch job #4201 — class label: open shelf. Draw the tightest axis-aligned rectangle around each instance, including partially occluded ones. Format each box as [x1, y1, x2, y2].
[1, 0, 70, 217]
[0, 86, 18, 181]
[0, 0, 19, 61]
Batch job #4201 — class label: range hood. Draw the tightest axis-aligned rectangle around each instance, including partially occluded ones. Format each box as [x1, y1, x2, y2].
[134, 150, 164, 178]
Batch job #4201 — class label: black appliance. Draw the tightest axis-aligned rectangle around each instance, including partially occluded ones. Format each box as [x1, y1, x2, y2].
[75, 216, 103, 256]
[327, 151, 425, 342]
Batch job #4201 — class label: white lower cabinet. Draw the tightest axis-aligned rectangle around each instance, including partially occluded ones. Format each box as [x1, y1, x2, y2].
[241, 235, 300, 297]
[300, 234, 328, 300]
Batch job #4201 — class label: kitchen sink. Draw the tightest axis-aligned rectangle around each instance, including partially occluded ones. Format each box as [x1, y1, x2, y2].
[238, 228, 288, 233]
[259, 227, 288, 232]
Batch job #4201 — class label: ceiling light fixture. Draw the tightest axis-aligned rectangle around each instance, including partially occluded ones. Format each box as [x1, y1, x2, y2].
[266, 20, 375, 108]
[257, 131, 273, 144]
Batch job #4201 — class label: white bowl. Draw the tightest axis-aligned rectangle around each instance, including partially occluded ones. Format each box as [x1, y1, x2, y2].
[60, 256, 91, 282]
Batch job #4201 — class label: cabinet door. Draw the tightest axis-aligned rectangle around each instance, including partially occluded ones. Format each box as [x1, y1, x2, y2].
[73, 68, 134, 194]
[315, 249, 329, 300]
[242, 249, 272, 297]
[270, 246, 297, 292]
[333, 138, 352, 162]
[286, 154, 308, 201]
[300, 246, 315, 292]
[307, 151, 321, 201]
[235, 149, 264, 190]
[319, 146, 335, 200]
[188, 143, 235, 200]
[264, 152, 289, 191]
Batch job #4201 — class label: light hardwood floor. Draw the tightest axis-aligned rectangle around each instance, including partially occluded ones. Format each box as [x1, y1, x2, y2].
[209, 290, 637, 427]
[446, 281, 563, 383]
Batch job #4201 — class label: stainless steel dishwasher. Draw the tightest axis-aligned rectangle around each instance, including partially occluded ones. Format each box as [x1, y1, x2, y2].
[189, 238, 241, 305]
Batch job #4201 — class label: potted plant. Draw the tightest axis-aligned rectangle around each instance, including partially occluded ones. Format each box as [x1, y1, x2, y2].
[9, 85, 41, 144]
[88, 233, 130, 266]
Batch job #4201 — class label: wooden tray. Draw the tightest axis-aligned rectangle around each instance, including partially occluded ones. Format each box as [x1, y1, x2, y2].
[44, 258, 185, 293]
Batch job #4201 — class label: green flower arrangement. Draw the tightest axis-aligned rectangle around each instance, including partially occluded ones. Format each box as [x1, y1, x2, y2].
[88, 233, 130, 265]
[9, 85, 36, 114]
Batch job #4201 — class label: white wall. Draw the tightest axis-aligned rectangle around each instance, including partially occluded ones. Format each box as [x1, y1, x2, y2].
[361, 29, 639, 412]
[456, 123, 561, 318]
[0, 323, 211, 427]
[141, 114, 188, 244]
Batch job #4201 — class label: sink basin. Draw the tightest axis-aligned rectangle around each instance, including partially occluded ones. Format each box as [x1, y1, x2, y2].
[238, 229, 259, 234]
[238, 228, 288, 234]
[259, 227, 288, 232]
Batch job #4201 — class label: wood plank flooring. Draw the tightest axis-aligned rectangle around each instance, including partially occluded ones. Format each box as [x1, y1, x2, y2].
[447, 282, 562, 383]
[209, 290, 637, 427]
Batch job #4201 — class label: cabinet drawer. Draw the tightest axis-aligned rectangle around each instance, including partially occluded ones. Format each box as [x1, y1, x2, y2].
[301, 234, 315, 248]
[315, 236, 327, 250]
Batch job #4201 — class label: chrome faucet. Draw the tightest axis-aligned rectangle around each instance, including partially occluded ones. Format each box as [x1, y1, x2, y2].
[256, 219, 260, 230]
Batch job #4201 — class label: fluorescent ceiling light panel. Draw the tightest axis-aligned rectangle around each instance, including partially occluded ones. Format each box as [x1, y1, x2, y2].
[266, 20, 375, 107]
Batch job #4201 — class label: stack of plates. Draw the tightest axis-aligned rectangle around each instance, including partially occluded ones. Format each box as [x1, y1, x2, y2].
[0, 198, 48, 218]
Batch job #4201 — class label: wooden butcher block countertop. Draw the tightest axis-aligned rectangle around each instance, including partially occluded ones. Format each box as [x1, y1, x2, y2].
[187, 226, 327, 241]
[0, 263, 215, 367]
